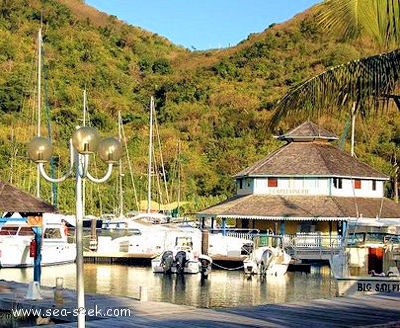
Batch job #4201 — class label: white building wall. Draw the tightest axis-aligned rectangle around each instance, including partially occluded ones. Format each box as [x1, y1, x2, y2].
[330, 179, 385, 198]
[239, 176, 386, 198]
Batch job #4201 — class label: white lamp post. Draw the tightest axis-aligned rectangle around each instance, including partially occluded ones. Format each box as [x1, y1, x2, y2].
[27, 127, 122, 328]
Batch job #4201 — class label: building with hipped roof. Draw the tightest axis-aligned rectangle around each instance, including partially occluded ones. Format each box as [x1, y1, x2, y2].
[197, 122, 400, 268]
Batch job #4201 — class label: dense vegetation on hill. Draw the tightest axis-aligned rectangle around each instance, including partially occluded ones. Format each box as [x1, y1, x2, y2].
[1, 0, 400, 216]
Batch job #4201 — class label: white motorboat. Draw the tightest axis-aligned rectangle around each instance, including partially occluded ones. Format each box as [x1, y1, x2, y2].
[152, 235, 201, 274]
[208, 233, 253, 257]
[330, 248, 400, 296]
[102, 212, 170, 230]
[0, 216, 76, 268]
[243, 246, 291, 276]
[198, 254, 213, 278]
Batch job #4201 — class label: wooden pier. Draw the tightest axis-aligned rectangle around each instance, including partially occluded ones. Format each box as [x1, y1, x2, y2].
[83, 251, 246, 266]
[1, 280, 400, 327]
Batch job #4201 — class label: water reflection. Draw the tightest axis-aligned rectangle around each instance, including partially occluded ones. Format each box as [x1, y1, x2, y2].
[0, 264, 337, 308]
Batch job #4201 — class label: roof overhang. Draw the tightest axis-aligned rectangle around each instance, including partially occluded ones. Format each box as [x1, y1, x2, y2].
[198, 214, 348, 221]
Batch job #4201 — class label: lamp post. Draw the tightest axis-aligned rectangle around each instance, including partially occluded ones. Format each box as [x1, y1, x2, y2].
[27, 126, 122, 328]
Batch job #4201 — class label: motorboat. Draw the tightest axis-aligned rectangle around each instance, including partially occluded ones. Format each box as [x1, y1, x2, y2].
[198, 254, 212, 278]
[243, 246, 291, 276]
[102, 212, 170, 230]
[330, 245, 400, 296]
[152, 235, 201, 274]
[0, 216, 76, 268]
[208, 233, 253, 257]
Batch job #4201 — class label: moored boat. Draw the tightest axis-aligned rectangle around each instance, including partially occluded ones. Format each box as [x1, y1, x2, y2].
[243, 246, 291, 276]
[330, 247, 400, 296]
[0, 216, 76, 268]
[152, 235, 202, 274]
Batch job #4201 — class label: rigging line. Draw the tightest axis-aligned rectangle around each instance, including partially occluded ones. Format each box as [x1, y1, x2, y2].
[168, 142, 180, 206]
[84, 101, 103, 216]
[153, 108, 170, 206]
[41, 35, 58, 206]
[120, 116, 140, 211]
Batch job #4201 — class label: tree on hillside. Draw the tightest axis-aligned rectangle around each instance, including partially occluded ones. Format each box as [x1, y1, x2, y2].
[271, 0, 400, 124]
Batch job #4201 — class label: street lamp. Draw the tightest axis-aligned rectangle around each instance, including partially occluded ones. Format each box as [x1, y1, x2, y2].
[27, 127, 122, 328]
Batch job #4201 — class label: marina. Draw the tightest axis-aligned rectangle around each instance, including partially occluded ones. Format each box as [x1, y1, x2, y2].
[0, 263, 336, 308]
[1, 278, 400, 327]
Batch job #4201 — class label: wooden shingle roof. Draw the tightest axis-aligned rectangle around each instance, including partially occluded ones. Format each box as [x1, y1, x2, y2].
[0, 181, 57, 213]
[275, 121, 338, 142]
[236, 121, 386, 179]
[235, 141, 388, 179]
[198, 194, 400, 220]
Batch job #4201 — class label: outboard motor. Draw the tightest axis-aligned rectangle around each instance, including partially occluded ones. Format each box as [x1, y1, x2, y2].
[161, 251, 174, 274]
[175, 250, 187, 274]
[199, 254, 212, 279]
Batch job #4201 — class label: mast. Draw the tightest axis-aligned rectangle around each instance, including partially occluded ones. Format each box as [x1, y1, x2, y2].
[147, 97, 154, 213]
[177, 140, 181, 217]
[118, 111, 124, 218]
[36, 28, 42, 198]
[82, 89, 87, 218]
[350, 101, 356, 157]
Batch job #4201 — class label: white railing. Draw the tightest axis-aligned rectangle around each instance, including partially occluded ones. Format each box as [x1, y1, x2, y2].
[286, 233, 344, 248]
[209, 229, 259, 240]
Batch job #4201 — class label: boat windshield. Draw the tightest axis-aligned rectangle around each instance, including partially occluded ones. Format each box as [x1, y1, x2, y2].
[43, 228, 62, 239]
[18, 227, 34, 236]
[0, 227, 19, 235]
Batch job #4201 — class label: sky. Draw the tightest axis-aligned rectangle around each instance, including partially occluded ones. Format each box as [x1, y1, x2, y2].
[85, 0, 322, 50]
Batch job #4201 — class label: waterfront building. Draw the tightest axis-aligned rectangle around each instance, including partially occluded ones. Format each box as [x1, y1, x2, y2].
[197, 121, 400, 269]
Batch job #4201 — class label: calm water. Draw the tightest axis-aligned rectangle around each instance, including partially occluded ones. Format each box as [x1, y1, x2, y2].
[0, 263, 337, 308]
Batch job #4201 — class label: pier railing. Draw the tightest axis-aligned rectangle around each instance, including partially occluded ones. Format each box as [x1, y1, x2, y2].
[283, 233, 344, 260]
[209, 228, 259, 240]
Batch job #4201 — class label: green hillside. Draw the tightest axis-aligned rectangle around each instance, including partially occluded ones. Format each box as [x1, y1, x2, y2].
[1, 0, 399, 216]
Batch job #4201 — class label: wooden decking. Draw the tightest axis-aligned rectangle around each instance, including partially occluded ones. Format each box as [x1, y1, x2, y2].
[1, 280, 400, 327]
[83, 251, 246, 264]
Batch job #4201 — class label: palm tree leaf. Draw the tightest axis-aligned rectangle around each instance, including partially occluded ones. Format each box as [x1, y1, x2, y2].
[271, 49, 400, 125]
[316, 0, 400, 48]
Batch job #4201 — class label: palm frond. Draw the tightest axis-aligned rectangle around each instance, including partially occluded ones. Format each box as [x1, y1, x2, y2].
[271, 49, 400, 125]
[316, 0, 400, 48]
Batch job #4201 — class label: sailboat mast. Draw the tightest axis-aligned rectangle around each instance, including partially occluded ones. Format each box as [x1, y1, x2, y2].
[82, 90, 87, 218]
[118, 111, 124, 218]
[177, 140, 181, 217]
[36, 28, 42, 198]
[147, 97, 154, 213]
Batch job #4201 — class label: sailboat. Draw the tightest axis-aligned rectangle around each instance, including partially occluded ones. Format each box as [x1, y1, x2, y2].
[102, 98, 170, 230]
[0, 29, 77, 269]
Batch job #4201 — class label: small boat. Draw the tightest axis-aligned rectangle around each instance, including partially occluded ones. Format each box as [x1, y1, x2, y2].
[0, 216, 76, 268]
[198, 254, 212, 278]
[102, 212, 170, 230]
[152, 235, 201, 274]
[243, 246, 291, 276]
[330, 251, 400, 296]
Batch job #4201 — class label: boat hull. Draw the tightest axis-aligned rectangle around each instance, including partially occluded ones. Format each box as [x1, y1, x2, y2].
[336, 276, 400, 296]
[0, 240, 76, 268]
[243, 247, 291, 276]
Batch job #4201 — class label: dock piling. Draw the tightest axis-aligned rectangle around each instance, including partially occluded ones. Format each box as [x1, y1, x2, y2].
[139, 286, 148, 302]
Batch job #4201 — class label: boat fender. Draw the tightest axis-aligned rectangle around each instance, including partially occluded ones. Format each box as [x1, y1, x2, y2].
[29, 239, 37, 258]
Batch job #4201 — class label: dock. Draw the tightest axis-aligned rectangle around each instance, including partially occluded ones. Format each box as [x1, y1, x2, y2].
[83, 251, 245, 266]
[1, 280, 400, 327]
